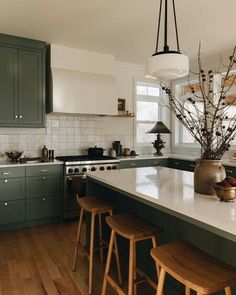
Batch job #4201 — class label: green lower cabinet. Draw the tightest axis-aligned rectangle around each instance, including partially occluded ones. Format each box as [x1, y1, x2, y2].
[0, 200, 25, 224]
[26, 196, 60, 220]
[0, 177, 25, 201]
[26, 175, 61, 198]
[145, 158, 169, 167]
[119, 159, 152, 169]
[224, 165, 236, 177]
[169, 158, 195, 172]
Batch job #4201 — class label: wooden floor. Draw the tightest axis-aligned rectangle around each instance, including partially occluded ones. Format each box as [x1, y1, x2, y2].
[0, 221, 155, 295]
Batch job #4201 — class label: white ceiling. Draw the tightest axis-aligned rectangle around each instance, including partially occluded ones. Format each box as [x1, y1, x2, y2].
[0, 0, 236, 64]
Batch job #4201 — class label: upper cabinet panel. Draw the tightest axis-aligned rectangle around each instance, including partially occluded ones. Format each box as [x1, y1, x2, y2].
[0, 33, 46, 128]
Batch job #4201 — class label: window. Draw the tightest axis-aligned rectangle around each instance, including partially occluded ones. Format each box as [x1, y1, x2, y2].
[135, 81, 161, 145]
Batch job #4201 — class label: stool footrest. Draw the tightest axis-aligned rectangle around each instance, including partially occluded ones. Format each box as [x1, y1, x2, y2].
[106, 274, 126, 295]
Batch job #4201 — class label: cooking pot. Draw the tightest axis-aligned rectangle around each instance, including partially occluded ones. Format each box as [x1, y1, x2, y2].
[87, 146, 105, 157]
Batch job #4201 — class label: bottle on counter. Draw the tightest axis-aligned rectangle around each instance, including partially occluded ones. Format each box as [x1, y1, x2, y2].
[41, 145, 49, 162]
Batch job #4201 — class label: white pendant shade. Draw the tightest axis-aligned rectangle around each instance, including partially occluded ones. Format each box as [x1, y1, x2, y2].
[148, 53, 189, 81]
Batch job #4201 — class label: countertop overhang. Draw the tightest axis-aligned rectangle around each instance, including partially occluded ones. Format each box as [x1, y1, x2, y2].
[87, 167, 236, 242]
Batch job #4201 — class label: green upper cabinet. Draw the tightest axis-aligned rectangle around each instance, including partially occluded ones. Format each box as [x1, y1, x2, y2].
[0, 33, 46, 127]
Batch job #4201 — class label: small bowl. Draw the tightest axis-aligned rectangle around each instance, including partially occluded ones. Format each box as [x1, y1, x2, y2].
[6, 151, 23, 163]
[214, 184, 236, 202]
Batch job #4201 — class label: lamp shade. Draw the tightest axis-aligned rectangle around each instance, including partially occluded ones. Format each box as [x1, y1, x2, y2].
[148, 121, 171, 134]
[148, 53, 189, 81]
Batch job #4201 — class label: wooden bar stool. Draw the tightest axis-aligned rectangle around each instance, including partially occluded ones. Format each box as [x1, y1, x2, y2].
[73, 196, 122, 294]
[101, 213, 158, 295]
[151, 240, 236, 295]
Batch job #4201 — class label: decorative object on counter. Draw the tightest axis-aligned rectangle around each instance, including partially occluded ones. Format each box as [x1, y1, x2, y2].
[148, 121, 171, 156]
[87, 146, 105, 157]
[41, 145, 49, 162]
[0, 153, 4, 164]
[6, 151, 23, 163]
[214, 177, 236, 202]
[48, 149, 54, 161]
[123, 148, 131, 156]
[130, 150, 138, 156]
[109, 148, 116, 157]
[148, 0, 189, 80]
[19, 157, 27, 164]
[162, 44, 236, 195]
[117, 98, 135, 117]
[112, 141, 122, 157]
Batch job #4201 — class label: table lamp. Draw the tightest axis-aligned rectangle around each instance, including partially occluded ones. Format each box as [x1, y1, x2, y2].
[148, 121, 171, 156]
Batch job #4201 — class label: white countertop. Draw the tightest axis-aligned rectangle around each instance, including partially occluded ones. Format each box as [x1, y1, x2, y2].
[0, 159, 63, 168]
[87, 167, 236, 241]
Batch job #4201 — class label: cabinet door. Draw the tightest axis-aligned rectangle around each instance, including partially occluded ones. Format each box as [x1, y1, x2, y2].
[26, 197, 60, 220]
[224, 165, 236, 177]
[146, 158, 169, 167]
[18, 49, 44, 126]
[26, 175, 61, 199]
[0, 200, 25, 225]
[0, 47, 18, 125]
[119, 160, 147, 169]
[0, 178, 25, 201]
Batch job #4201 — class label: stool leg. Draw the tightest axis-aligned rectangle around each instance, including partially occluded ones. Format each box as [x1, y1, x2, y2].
[133, 241, 137, 295]
[128, 239, 135, 295]
[109, 209, 122, 285]
[156, 268, 165, 295]
[152, 235, 163, 295]
[72, 207, 84, 271]
[185, 286, 190, 295]
[225, 287, 232, 295]
[113, 233, 122, 285]
[101, 229, 115, 295]
[88, 212, 96, 295]
[98, 213, 104, 263]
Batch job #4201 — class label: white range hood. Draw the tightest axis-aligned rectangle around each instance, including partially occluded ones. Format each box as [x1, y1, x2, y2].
[48, 44, 118, 116]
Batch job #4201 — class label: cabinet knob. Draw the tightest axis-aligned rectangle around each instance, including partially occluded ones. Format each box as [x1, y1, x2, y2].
[4, 180, 8, 183]
[42, 176, 46, 180]
[19, 115, 23, 118]
[4, 202, 7, 206]
[15, 115, 18, 118]
[42, 197, 46, 201]
[190, 164, 195, 168]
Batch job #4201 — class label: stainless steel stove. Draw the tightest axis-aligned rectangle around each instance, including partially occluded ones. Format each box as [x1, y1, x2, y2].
[56, 155, 120, 219]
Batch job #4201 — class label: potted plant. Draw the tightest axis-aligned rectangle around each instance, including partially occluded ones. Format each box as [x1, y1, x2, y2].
[162, 45, 236, 195]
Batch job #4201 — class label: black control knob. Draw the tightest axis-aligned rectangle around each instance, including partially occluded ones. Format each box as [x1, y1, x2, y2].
[112, 165, 117, 170]
[74, 168, 79, 173]
[68, 168, 73, 174]
[91, 167, 96, 171]
[82, 167, 87, 173]
[107, 166, 112, 170]
[100, 166, 105, 171]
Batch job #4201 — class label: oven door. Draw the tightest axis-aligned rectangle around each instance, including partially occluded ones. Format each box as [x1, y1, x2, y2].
[64, 175, 86, 219]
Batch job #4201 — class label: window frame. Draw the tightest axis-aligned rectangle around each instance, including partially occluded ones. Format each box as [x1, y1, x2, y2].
[134, 78, 164, 147]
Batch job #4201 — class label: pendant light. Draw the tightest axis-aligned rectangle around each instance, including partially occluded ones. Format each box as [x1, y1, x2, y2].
[148, 0, 189, 81]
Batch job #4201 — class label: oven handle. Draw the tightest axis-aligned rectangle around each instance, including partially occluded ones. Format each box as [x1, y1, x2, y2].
[66, 174, 86, 181]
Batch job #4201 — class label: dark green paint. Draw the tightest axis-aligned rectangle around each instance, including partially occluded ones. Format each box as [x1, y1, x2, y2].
[0, 177, 25, 201]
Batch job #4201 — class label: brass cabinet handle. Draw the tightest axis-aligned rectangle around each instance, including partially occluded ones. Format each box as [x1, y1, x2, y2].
[2, 172, 11, 175]
[4, 202, 7, 206]
[174, 162, 179, 165]
[42, 197, 46, 201]
[226, 169, 233, 174]
[4, 180, 8, 183]
[42, 176, 46, 180]
[130, 163, 137, 166]
[19, 115, 23, 118]
[40, 169, 48, 173]
[15, 115, 18, 118]
[190, 164, 195, 168]
[153, 161, 159, 164]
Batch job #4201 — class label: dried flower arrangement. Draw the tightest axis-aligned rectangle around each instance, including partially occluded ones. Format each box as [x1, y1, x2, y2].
[162, 45, 236, 160]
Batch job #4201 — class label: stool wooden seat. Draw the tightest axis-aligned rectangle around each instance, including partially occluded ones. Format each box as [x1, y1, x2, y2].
[73, 196, 122, 294]
[101, 213, 158, 295]
[151, 240, 236, 295]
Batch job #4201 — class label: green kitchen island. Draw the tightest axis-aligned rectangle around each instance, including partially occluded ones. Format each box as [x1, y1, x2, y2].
[86, 166, 236, 294]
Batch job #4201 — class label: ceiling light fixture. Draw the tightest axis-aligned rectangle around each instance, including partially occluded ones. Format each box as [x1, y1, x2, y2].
[148, 0, 189, 81]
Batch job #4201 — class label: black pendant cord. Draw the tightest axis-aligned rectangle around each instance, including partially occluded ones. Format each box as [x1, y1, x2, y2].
[172, 0, 180, 52]
[163, 0, 169, 52]
[155, 0, 163, 53]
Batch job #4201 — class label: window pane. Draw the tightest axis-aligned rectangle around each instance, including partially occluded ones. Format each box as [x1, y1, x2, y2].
[137, 101, 158, 121]
[137, 85, 147, 95]
[225, 105, 236, 118]
[136, 123, 156, 144]
[147, 86, 160, 96]
[183, 127, 196, 143]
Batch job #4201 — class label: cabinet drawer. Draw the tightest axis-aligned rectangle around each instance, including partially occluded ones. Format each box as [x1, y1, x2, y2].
[0, 167, 25, 178]
[26, 175, 61, 199]
[0, 200, 25, 225]
[119, 160, 147, 169]
[26, 197, 60, 220]
[169, 159, 195, 172]
[224, 166, 236, 177]
[146, 158, 169, 167]
[0, 177, 25, 201]
[26, 165, 61, 176]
